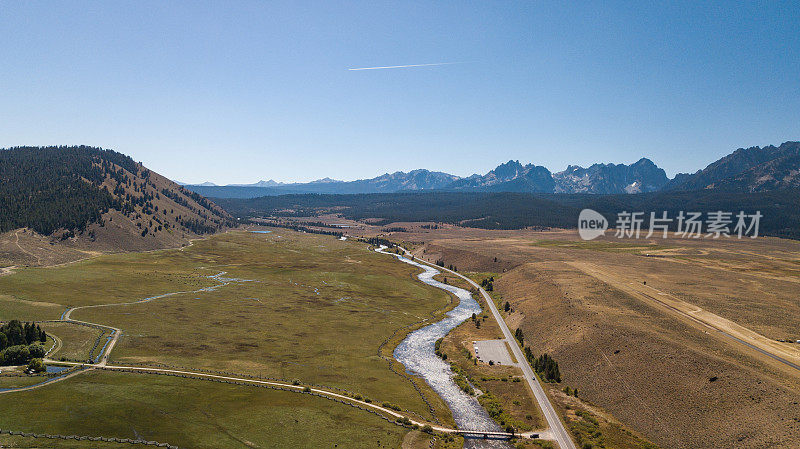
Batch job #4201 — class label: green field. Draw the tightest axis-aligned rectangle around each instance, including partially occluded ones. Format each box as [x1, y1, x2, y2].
[0, 370, 407, 449]
[0, 436, 137, 449]
[41, 322, 104, 362]
[0, 375, 47, 389]
[0, 230, 456, 447]
[0, 295, 63, 321]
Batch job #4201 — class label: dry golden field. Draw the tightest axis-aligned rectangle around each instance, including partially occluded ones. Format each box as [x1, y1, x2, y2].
[332, 221, 800, 449]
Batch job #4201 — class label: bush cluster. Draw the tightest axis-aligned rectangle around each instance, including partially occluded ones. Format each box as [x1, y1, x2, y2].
[1, 343, 47, 365]
[0, 320, 46, 351]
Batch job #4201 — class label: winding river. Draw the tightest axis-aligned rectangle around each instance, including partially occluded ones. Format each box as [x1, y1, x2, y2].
[376, 247, 509, 448]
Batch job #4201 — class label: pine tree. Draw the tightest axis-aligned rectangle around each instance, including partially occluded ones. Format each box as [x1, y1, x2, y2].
[514, 327, 524, 345]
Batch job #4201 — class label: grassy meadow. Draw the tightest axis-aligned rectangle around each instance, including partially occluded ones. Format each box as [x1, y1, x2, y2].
[0, 370, 407, 449]
[0, 230, 457, 447]
[40, 322, 104, 362]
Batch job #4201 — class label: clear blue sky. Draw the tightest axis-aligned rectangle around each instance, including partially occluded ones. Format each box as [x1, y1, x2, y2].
[1, 1, 798, 183]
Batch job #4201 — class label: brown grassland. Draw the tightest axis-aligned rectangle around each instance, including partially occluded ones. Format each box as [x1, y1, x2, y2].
[380, 223, 800, 449]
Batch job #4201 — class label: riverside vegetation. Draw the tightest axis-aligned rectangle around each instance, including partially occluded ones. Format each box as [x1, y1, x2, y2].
[0, 320, 48, 366]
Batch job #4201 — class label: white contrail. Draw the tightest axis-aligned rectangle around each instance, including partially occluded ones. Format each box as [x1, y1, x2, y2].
[348, 62, 464, 71]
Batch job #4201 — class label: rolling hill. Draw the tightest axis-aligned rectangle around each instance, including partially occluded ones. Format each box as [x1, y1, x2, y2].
[0, 146, 233, 266]
[666, 141, 800, 192]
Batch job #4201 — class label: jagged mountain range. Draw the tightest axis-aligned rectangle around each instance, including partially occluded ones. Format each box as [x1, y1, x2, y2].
[665, 141, 800, 192]
[188, 141, 799, 198]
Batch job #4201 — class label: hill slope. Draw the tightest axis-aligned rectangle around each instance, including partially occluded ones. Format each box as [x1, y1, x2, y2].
[0, 146, 233, 266]
[666, 141, 800, 192]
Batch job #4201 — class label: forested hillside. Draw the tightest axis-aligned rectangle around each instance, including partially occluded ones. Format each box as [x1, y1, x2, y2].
[215, 190, 800, 239]
[0, 146, 233, 265]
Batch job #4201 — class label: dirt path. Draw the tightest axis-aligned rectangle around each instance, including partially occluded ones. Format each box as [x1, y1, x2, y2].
[569, 261, 800, 373]
[2, 356, 525, 438]
[14, 230, 42, 266]
[0, 243, 529, 441]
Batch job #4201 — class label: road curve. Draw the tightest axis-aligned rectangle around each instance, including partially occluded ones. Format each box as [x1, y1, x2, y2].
[403, 248, 577, 449]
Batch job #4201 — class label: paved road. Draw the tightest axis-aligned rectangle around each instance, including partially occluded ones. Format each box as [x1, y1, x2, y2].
[473, 340, 515, 366]
[406, 249, 577, 449]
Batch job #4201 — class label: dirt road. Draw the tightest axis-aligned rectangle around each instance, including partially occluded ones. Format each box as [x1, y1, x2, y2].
[570, 261, 800, 373]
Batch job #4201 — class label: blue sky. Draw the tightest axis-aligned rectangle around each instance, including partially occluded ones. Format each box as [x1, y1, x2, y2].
[1, 1, 798, 183]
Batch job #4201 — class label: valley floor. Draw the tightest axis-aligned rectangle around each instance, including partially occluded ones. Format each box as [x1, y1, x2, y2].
[0, 230, 465, 448]
[389, 223, 800, 449]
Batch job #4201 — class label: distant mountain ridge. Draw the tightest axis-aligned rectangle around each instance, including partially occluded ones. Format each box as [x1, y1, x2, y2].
[554, 158, 669, 194]
[446, 160, 556, 193]
[665, 141, 800, 192]
[188, 169, 460, 198]
[185, 140, 799, 198]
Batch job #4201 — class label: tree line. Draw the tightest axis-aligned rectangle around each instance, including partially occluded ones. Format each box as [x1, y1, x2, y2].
[0, 320, 48, 366]
[215, 189, 800, 239]
[524, 347, 561, 383]
[0, 320, 46, 349]
[515, 327, 561, 383]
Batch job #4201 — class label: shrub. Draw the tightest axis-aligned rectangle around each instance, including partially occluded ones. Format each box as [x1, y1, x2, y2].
[27, 358, 46, 373]
[382, 402, 402, 411]
[0, 344, 46, 366]
[396, 416, 412, 426]
[531, 440, 555, 449]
